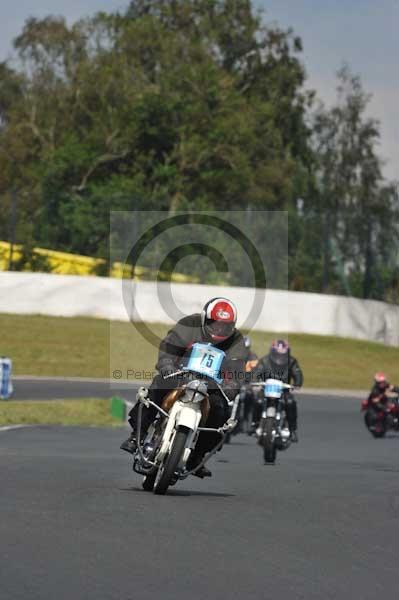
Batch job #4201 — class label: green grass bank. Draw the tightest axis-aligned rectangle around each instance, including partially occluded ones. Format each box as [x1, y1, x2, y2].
[1, 313, 398, 390]
[0, 398, 123, 427]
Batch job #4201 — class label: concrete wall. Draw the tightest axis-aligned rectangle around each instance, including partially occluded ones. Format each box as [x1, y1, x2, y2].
[0, 271, 398, 346]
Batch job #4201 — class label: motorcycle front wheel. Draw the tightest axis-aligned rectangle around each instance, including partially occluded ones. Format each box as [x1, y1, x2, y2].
[142, 469, 158, 491]
[153, 428, 189, 495]
[263, 417, 277, 464]
[370, 427, 386, 439]
[364, 411, 386, 438]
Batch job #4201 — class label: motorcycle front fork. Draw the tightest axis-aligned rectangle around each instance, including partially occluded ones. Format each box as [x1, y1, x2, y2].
[133, 417, 164, 475]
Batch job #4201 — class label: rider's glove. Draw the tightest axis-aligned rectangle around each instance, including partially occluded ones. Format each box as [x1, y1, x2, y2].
[136, 386, 150, 407]
[222, 418, 238, 433]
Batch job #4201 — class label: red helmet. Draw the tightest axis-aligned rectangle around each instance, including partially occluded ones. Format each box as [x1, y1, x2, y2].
[374, 372, 389, 390]
[201, 297, 237, 342]
[270, 339, 290, 366]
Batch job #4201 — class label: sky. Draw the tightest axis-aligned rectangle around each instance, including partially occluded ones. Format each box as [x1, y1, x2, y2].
[0, 0, 397, 179]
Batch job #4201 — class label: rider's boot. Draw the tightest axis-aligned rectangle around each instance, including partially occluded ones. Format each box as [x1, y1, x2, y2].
[247, 421, 256, 436]
[187, 452, 212, 478]
[286, 397, 298, 442]
[120, 432, 138, 454]
[121, 394, 153, 454]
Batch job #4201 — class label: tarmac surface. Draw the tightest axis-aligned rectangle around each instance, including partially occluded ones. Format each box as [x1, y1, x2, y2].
[10, 377, 134, 400]
[1, 393, 399, 599]
[10, 376, 367, 400]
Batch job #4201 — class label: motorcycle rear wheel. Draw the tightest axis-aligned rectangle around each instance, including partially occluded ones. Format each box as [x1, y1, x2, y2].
[153, 428, 189, 495]
[263, 417, 277, 464]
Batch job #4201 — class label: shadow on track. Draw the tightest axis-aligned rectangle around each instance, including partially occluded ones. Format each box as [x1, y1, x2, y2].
[121, 486, 235, 498]
[223, 440, 251, 446]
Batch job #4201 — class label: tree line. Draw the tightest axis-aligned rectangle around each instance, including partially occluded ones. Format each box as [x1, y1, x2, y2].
[0, 0, 397, 301]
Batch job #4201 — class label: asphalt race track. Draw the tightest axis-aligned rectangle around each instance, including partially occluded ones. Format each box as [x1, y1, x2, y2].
[1, 394, 398, 600]
[11, 377, 137, 400]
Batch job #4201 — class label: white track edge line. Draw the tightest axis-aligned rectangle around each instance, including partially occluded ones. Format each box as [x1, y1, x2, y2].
[0, 425, 31, 432]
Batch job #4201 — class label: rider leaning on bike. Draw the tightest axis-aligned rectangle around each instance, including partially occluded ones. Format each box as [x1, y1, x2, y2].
[120, 297, 247, 477]
[368, 372, 399, 412]
[250, 339, 303, 442]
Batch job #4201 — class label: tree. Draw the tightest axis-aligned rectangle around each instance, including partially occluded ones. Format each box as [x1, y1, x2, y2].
[0, 1, 313, 264]
[310, 65, 399, 299]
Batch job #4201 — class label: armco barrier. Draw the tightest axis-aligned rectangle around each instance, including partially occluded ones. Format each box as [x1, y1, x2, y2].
[0, 271, 398, 346]
[0, 241, 198, 282]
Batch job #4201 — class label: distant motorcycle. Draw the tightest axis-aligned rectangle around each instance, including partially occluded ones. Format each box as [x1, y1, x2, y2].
[132, 343, 236, 495]
[251, 379, 293, 464]
[225, 366, 259, 442]
[361, 396, 399, 438]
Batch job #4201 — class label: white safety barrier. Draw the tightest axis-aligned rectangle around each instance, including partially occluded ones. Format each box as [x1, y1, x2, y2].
[0, 271, 398, 346]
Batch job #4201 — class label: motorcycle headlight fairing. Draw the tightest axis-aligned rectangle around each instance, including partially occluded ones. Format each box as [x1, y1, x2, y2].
[181, 380, 208, 403]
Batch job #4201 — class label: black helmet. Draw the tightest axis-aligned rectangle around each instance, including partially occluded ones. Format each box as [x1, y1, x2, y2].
[269, 339, 290, 367]
[201, 297, 237, 342]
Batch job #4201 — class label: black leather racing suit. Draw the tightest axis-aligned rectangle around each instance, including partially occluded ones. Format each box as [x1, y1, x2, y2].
[128, 313, 247, 459]
[249, 354, 304, 432]
[367, 384, 399, 413]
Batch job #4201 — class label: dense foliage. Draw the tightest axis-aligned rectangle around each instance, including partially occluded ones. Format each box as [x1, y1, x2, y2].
[0, 0, 397, 300]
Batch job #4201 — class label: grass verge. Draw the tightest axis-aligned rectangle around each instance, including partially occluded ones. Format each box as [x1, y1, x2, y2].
[1, 313, 398, 389]
[0, 398, 124, 427]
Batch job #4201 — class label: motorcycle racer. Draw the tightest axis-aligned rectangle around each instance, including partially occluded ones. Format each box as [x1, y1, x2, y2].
[120, 297, 247, 477]
[238, 336, 258, 433]
[243, 335, 258, 370]
[363, 372, 399, 437]
[250, 339, 303, 442]
[367, 372, 399, 412]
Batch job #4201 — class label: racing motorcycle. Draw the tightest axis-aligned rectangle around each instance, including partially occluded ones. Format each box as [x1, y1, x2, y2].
[132, 343, 236, 495]
[251, 378, 293, 464]
[361, 396, 399, 438]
